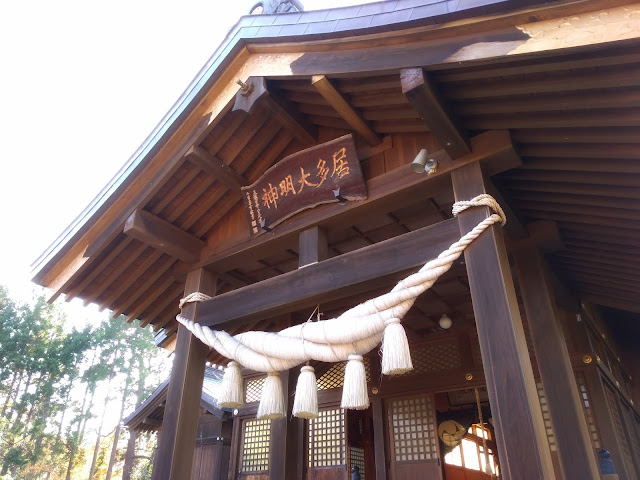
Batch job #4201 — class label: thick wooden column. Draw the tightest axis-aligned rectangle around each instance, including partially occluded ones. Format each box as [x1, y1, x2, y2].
[451, 162, 555, 480]
[514, 249, 600, 479]
[372, 397, 387, 480]
[152, 268, 216, 480]
[122, 428, 137, 480]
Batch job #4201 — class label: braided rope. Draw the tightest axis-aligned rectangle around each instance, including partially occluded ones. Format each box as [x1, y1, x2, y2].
[175, 195, 504, 372]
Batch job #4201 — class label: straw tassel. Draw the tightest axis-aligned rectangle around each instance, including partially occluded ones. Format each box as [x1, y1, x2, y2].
[341, 354, 369, 410]
[293, 365, 318, 419]
[257, 372, 286, 420]
[381, 318, 413, 375]
[218, 361, 244, 408]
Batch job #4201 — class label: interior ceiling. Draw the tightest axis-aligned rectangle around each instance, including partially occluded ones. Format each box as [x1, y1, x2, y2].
[60, 40, 639, 346]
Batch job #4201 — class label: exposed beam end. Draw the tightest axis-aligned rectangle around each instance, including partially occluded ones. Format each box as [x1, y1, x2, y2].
[401, 67, 470, 159]
[124, 209, 204, 263]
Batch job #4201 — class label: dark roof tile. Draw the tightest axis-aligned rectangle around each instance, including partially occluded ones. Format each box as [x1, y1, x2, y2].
[257, 24, 284, 37]
[305, 20, 340, 35]
[298, 9, 330, 23]
[335, 15, 375, 32]
[359, 1, 399, 16]
[410, 2, 449, 20]
[326, 5, 363, 21]
[274, 12, 302, 25]
[251, 14, 278, 26]
[279, 22, 309, 37]
[369, 8, 414, 28]
[397, 0, 444, 9]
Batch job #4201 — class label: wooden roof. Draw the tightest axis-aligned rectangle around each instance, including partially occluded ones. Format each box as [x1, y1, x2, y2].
[33, 0, 640, 351]
[124, 367, 225, 432]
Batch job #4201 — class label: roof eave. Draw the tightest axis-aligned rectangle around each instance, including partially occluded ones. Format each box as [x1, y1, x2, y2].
[31, 0, 545, 286]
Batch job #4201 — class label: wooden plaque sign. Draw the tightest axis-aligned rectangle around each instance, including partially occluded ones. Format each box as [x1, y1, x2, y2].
[241, 134, 367, 235]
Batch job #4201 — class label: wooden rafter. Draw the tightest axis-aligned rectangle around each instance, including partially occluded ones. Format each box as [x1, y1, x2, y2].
[233, 76, 316, 146]
[401, 67, 470, 159]
[311, 75, 382, 147]
[124, 209, 204, 263]
[184, 146, 247, 195]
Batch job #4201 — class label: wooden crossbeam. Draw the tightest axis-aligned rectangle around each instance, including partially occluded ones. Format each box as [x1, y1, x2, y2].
[195, 217, 460, 328]
[184, 129, 518, 274]
[184, 146, 247, 195]
[124, 209, 204, 263]
[233, 76, 316, 145]
[311, 75, 382, 147]
[401, 68, 470, 159]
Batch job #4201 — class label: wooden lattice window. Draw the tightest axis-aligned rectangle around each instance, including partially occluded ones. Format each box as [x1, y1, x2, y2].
[240, 418, 271, 472]
[245, 377, 265, 403]
[350, 446, 365, 479]
[575, 371, 601, 449]
[401, 341, 462, 376]
[389, 395, 437, 461]
[536, 382, 557, 451]
[308, 407, 346, 467]
[316, 359, 371, 390]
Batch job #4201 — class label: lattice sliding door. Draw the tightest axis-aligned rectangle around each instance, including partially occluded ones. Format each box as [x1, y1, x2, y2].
[387, 394, 442, 480]
[307, 407, 348, 480]
[239, 418, 271, 479]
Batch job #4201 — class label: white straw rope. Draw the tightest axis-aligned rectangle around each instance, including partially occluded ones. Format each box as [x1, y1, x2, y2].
[175, 195, 505, 372]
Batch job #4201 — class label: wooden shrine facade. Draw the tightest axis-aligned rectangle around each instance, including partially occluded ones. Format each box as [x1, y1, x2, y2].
[32, 1, 640, 479]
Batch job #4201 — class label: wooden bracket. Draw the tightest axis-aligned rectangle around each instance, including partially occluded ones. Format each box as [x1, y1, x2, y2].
[401, 68, 470, 159]
[233, 76, 316, 145]
[124, 209, 204, 263]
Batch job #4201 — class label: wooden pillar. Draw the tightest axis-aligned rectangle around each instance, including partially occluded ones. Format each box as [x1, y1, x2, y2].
[451, 162, 555, 480]
[372, 396, 387, 480]
[285, 368, 305, 480]
[514, 249, 600, 479]
[269, 367, 290, 479]
[227, 416, 242, 480]
[122, 428, 138, 480]
[275, 226, 330, 479]
[151, 268, 216, 480]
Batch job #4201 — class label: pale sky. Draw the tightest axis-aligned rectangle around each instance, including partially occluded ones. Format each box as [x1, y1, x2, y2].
[0, 0, 376, 306]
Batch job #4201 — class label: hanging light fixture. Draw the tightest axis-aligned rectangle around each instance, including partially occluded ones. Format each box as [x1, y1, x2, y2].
[411, 149, 438, 174]
[439, 314, 453, 329]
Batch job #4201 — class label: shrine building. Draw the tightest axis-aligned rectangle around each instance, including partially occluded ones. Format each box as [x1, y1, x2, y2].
[33, 1, 640, 479]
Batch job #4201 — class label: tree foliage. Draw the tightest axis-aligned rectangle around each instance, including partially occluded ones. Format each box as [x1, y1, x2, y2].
[0, 287, 167, 480]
